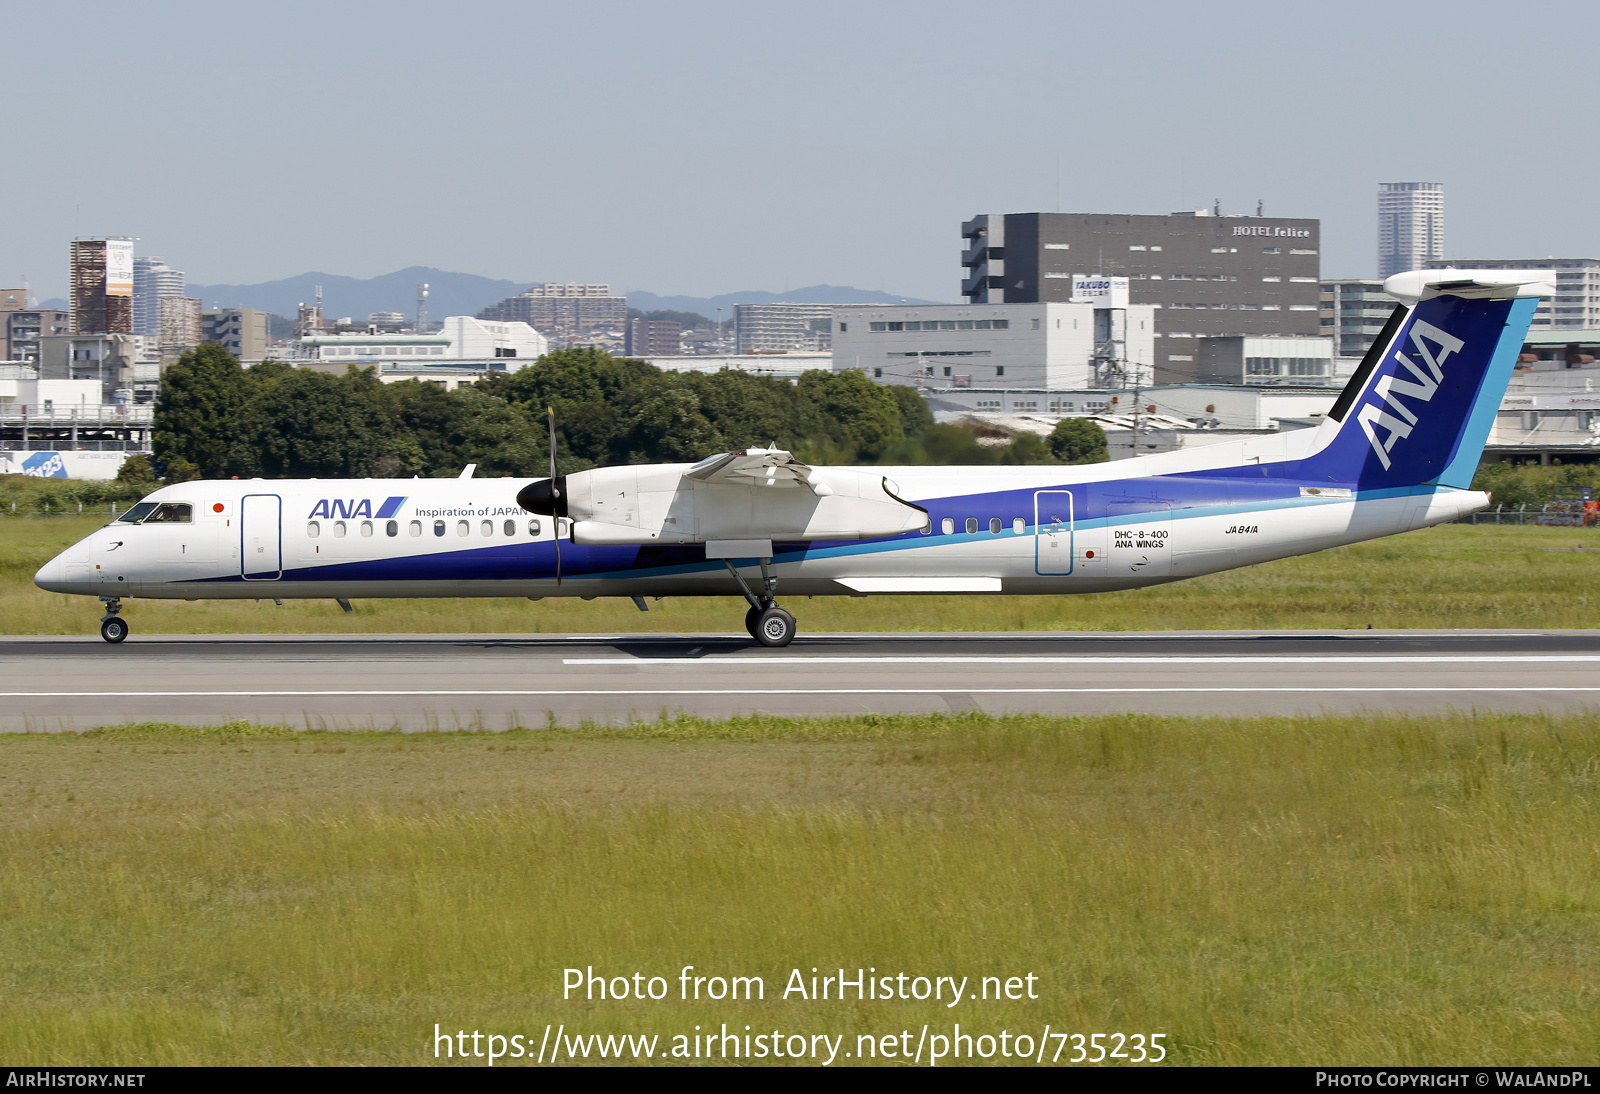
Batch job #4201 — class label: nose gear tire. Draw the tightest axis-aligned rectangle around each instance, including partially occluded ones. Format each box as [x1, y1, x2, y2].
[100, 618, 129, 644]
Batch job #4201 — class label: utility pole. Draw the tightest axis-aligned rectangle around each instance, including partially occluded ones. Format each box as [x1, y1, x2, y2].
[1130, 366, 1144, 457]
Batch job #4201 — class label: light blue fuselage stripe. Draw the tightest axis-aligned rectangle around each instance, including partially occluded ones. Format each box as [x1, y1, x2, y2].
[190, 486, 1453, 586]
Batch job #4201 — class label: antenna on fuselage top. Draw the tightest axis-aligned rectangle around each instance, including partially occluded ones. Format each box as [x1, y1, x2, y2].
[548, 406, 562, 586]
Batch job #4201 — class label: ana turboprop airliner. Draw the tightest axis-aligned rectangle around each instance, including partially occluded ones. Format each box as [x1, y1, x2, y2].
[35, 269, 1551, 647]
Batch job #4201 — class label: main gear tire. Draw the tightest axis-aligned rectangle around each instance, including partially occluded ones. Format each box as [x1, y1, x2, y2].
[754, 607, 796, 648]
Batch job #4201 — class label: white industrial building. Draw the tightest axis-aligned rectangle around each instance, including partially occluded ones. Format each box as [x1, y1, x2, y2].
[1194, 334, 1345, 386]
[1486, 333, 1600, 462]
[830, 301, 1157, 390]
[0, 366, 105, 410]
[0, 363, 153, 477]
[439, 316, 547, 359]
[925, 383, 1340, 428]
[640, 352, 830, 381]
[292, 316, 549, 388]
[297, 316, 547, 365]
[1132, 384, 1341, 429]
[925, 382, 1345, 460]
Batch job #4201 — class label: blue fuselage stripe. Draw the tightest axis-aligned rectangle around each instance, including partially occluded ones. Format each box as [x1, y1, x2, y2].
[180, 478, 1450, 586]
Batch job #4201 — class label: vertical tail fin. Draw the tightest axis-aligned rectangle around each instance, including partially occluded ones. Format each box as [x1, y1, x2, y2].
[1303, 270, 1552, 489]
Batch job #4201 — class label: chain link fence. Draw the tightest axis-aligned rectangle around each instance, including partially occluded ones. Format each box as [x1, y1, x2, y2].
[1455, 503, 1600, 526]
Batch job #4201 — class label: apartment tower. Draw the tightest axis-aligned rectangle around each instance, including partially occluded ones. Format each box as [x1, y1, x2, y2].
[132, 257, 186, 337]
[1377, 183, 1444, 279]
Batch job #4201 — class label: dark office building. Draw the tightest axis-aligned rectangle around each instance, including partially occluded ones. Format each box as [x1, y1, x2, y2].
[962, 212, 1321, 381]
[625, 318, 682, 356]
[6, 310, 71, 363]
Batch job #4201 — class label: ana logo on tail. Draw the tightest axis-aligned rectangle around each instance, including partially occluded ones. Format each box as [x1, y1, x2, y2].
[1356, 319, 1466, 470]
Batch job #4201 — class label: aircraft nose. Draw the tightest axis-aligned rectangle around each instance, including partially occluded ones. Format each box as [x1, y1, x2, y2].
[34, 553, 69, 593]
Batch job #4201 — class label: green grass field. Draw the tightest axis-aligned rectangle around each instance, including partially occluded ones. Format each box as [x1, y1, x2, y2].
[1, 712, 1596, 1066]
[5, 513, 1600, 635]
[8, 490, 1598, 1065]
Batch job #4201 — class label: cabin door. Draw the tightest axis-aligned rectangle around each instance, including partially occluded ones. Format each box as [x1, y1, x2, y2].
[240, 494, 282, 580]
[1034, 490, 1075, 575]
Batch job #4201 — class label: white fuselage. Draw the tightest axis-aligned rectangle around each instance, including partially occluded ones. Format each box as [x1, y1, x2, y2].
[34, 423, 1487, 605]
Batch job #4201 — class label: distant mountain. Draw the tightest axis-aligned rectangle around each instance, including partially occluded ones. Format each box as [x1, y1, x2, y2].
[628, 284, 944, 320]
[188, 267, 527, 323]
[39, 298, 67, 311]
[174, 269, 943, 325]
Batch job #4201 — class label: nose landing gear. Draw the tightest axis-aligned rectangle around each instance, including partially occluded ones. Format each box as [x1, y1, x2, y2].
[724, 558, 796, 648]
[99, 596, 128, 644]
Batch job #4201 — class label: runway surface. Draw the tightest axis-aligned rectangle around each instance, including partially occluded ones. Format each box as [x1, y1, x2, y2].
[4, 629, 1600, 730]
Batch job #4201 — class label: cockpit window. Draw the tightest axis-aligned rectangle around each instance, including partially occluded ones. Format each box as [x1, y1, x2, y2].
[144, 503, 192, 524]
[117, 502, 192, 525]
[115, 502, 159, 524]
[145, 502, 190, 524]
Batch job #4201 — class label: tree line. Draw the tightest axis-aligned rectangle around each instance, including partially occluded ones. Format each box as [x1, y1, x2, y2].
[150, 344, 1106, 482]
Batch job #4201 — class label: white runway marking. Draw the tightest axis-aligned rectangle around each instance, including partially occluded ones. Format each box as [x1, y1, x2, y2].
[562, 654, 1600, 666]
[4, 687, 1600, 698]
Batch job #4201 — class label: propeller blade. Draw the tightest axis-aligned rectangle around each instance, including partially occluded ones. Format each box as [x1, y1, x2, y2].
[547, 407, 558, 484]
[548, 406, 561, 586]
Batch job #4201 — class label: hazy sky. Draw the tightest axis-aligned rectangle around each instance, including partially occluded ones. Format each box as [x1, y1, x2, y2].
[8, 0, 1593, 302]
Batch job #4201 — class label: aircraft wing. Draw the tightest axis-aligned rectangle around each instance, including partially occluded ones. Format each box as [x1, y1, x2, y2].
[683, 447, 823, 493]
[560, 447, 927, 545]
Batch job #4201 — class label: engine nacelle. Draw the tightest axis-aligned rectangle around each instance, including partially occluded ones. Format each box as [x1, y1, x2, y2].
[556, 463, 925, 545]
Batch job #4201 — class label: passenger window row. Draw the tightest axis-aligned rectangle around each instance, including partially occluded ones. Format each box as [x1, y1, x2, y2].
[930, 516, 1028, 535]
[308, 518, 543, 540]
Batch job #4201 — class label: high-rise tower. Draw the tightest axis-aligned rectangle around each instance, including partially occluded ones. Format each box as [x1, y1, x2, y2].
[133, 257, 186, 337]
[1377, 183, 1444, 279]
[69, 238, 134, 334]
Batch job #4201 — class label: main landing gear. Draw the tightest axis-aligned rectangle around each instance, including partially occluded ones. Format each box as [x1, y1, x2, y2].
[724, 558, 796, 648]
[99, 596, 128, 644]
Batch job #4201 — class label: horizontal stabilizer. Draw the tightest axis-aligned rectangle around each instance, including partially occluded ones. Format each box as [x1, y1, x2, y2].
[1383, 268, 1555, 303]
